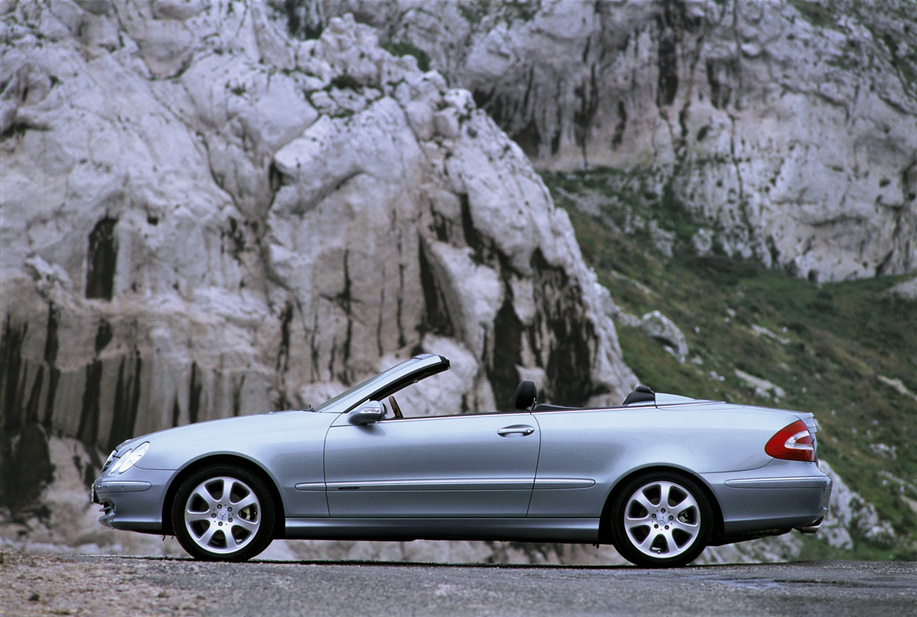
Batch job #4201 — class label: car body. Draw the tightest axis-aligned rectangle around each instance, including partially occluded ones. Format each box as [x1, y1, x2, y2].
[92, 353, 831, 567]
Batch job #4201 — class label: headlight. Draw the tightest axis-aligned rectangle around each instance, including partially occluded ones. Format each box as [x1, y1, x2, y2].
[111, 442, 149, 474]
[101, 450, 117, 473]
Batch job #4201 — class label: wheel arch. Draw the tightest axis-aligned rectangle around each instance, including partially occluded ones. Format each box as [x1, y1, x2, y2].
[597, 465, 725, 544]
[161, 454, 286, 539]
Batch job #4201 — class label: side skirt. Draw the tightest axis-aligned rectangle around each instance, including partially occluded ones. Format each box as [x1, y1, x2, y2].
[283, 517, 601, 543]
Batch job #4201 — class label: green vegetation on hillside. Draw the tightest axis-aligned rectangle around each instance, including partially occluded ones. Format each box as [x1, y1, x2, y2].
[543, 168, 917, 561]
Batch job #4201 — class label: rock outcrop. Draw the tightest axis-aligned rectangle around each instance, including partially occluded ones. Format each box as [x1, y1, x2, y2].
[318, 0, 917, 282]
[0, 0, 635, 524]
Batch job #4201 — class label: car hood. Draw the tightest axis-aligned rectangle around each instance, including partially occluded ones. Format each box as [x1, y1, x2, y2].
[120, 409, 337, 471]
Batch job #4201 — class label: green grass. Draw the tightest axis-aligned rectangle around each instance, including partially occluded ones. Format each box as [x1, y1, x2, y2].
[544, 168, 917, 560]
[382, 39, 431, 72]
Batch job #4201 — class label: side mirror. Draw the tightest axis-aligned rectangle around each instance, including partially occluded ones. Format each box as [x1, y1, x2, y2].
[348, 400, 387, 425]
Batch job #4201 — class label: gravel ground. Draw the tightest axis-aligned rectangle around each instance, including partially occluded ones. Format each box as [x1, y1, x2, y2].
[2, 550, 915, 617]
[0, 550, 200, 617]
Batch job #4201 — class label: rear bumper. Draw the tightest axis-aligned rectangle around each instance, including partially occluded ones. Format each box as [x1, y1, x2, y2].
[702, 460, 832, 537]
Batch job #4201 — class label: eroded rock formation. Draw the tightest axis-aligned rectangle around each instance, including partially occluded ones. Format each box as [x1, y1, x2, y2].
[318, 0, 917, 282]
[0, 0, 634, 523]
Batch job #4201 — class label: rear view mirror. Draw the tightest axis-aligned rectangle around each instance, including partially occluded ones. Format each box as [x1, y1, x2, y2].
[348, 401, 387, 425]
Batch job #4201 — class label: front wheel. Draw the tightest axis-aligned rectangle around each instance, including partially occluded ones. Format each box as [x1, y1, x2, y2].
[610, 471, 713, 568]
[172, 465, 275, 561]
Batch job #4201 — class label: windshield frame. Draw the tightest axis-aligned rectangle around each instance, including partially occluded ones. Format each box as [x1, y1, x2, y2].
[314, 354, 450, 414]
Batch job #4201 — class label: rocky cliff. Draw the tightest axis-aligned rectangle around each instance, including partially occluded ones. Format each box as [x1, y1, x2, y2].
[0, 0, 908, 563]
[317, 0, 917, 282]
[0, 0, 634, 527]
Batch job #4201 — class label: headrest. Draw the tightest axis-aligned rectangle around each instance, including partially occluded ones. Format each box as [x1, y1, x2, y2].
[623, 385, 655, 405]
[514, 380, 537, 411]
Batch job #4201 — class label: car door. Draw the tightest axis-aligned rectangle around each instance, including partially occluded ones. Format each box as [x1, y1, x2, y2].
[323, 412, 540, 517]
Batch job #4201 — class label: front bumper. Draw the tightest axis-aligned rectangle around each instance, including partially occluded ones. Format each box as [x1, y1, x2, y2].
[92, 468, 175, 534]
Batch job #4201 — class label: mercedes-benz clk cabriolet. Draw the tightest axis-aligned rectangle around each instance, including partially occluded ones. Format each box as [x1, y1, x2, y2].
[92, 353, 831, 567]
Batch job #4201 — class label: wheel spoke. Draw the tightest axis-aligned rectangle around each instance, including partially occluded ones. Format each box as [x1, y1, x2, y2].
[196, 522, 219, 547]
[232, 516, 260, 534]
[624, 515, 652, 531]
[189, 485, 219, 511]
[633, 491, 656, 512]
[223, 528, 241, 551]
[658, 529, 677, 554]
[657, 482, 673, 508]
[671, 493, 697, 517]
[635, 528, 660, 552]
[232, 491, 258, 511]
[185, 511, 212, 524]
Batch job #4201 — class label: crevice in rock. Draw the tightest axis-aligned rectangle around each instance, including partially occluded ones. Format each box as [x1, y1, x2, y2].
[277, 300, 294, 374]
[0, 316, 28, 434]
[418, 240, 455, 338]
[42, 302, 60, 428]
[460, 194, 496, 265]
[376, 265, 387, 357]
[77, 361, 103, 447]
[0, 423, 54, 519]
[531, 249, 594, 407]
[512, 119, 541, 161]
[706, 57, 737, 109]
[232, 374, 246, 417]
[188, 362, 203, 425]
[573, 63, 600, 162]
[487, 280, 523, 411]
[279, 0, 325, 40]
[106, 353, 142, 452]
[171, 396, 181, 428]
[24, 365, 43, 427]
[76, 318, 114, 448]
[86, 217, 118, 300]
[655, 7, 680, 107]
[612, 99, 627, 148]
[337, 251, 354, 381]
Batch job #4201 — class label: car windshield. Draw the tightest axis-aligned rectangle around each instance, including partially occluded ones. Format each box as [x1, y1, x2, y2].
[313, 361, 419, 412]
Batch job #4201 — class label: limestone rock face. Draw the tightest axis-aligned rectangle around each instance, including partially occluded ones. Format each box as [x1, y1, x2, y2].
[319, 0, 917, 282]
[0, 0, 635, 521]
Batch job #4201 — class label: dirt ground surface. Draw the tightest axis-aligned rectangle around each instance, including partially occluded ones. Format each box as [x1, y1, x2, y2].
[0, 550, 200, 616]
[2, 550, 915, 617]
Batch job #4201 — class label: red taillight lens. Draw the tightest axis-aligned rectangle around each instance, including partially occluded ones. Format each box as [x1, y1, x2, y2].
[765, 420, 815, 462]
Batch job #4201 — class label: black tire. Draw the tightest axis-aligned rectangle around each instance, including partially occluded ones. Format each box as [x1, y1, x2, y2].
[171, 464, 275, 561]
[610, 471, 713, 568]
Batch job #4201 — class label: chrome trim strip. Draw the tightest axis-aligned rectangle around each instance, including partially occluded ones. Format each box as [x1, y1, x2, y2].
[725, 476, 831, 489]
[533, 478, 596, 490]
[297, 478, 596, 491]
[298, 478, 596, 491]
[94, 481, 152, 493]
[325, 478, 535, 491]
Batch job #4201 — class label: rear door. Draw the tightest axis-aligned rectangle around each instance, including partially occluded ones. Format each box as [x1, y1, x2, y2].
[324, 413, 540, 517]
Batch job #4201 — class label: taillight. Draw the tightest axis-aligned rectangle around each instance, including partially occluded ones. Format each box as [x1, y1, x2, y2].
[765, 420, 815, 462]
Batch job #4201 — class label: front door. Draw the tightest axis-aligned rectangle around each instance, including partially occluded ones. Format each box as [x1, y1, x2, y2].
[324, 413, 540, 517]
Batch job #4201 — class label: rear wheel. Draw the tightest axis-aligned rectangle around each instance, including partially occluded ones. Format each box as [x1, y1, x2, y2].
[610, 471, 712, 568]
[172, 465, 275, 561]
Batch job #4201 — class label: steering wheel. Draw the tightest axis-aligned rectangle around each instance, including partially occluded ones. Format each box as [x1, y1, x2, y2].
[388, 396, 403, 419]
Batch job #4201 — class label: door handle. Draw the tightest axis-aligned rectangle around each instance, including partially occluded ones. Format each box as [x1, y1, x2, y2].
[497, 425, 535, 437]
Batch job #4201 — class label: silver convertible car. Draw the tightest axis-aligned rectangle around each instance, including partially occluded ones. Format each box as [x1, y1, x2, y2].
[92, 353, 831, 567]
